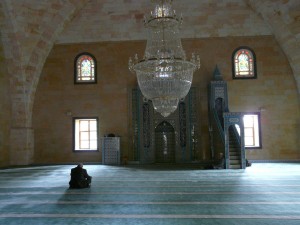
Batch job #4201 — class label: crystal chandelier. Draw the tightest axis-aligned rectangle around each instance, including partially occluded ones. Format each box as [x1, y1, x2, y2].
[129, 0, 200, 117]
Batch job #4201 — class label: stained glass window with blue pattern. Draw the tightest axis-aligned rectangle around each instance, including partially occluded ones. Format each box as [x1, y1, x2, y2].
[232, 47, 257, 79]
[75, 53, 97, 84]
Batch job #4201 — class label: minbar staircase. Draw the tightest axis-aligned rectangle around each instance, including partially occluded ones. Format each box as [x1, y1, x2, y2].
[228, 126, 242, 169]
[209, 65, 245, 169]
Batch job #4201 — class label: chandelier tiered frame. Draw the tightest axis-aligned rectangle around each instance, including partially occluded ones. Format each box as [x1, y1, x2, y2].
[129, 0, 200, 117]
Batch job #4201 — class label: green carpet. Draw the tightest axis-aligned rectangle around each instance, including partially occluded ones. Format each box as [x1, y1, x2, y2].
[0, 163, 299, 224]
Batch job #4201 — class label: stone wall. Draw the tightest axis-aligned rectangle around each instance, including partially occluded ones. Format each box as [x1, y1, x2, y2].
[0, 41, 11, 167]
[33, 36, 300, 164]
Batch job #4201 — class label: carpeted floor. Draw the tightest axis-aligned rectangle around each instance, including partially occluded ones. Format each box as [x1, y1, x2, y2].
[0, 163, 299, 225]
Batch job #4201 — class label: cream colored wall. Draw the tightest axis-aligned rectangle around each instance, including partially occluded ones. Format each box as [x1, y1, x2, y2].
[0, 41, 11, 167]
[188, 36, 300, 161]
[33, 42, 140, 163]
[33, 36, 300, 164]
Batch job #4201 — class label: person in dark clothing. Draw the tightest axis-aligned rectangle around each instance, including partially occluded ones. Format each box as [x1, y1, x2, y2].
[213, 153, 225, 169]
[69, 163, 92, 189]
[204, 153, 225, 170]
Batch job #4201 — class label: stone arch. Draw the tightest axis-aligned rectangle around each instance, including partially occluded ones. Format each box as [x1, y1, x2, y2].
[247, 0, 300, 100]
[0, 0, 89, 165]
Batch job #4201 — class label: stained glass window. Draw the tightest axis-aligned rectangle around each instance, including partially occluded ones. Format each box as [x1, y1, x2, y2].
[74, 53, 97, 84]
[232, 47, 257, 79]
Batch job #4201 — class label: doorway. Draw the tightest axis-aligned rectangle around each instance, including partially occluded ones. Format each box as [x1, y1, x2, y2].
[155, 121, 175, 163]
[215, 97, 224, 128]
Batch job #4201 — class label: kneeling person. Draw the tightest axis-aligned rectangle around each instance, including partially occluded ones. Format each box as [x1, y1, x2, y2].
[69, 163, 92, 188]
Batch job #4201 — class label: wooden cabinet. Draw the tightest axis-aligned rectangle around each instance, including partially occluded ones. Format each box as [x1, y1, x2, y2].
[101, 137, 120, 165]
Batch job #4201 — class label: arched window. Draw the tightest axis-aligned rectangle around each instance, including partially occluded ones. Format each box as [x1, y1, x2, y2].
[232, 47, 257, 79]
[74, 52, 97, 84]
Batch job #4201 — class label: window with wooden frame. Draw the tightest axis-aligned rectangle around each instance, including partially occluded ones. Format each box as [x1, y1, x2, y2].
[232, 47, 257, 79]
[235, 113, 262, 149]
[74, 52, 97, 84]
[73, 117, 98, 151]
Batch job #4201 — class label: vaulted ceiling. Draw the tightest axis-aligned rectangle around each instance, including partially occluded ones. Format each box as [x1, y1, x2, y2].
[56, 0, 273, 43]
[0, 0, 299, 128]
